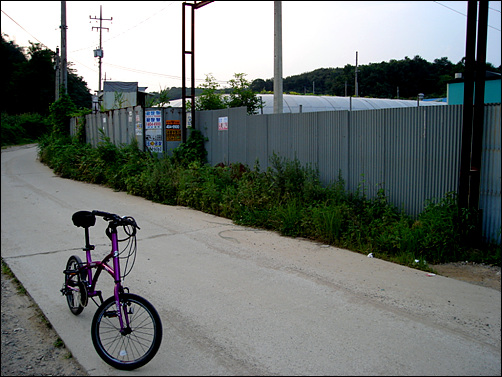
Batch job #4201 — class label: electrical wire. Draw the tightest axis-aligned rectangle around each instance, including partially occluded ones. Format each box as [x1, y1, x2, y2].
[1, 9, 50, 49]
[433, 1, 501, 32]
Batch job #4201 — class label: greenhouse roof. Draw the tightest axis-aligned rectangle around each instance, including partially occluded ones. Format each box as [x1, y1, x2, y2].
[255, 94, 447, 114]
[167, 94, 447, 114]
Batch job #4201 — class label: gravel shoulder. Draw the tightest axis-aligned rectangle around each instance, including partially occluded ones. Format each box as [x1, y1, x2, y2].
[1, 266, 88, 376]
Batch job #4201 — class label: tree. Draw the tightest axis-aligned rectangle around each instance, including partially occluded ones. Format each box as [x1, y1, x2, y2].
[194, 74, 227, 111]
[226, 73, 263, 115]
[1, 35, 92, 116]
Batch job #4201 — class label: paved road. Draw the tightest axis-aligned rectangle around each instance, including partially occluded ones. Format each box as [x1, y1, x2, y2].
[1, 145, 500, 376]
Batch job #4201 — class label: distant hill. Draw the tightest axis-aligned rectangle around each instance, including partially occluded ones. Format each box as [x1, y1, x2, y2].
[249, 56, 501, 100]
[148, 56, 500, 102]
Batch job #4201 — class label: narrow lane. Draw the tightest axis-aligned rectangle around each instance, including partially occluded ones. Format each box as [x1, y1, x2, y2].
[2, 145, 500, 376]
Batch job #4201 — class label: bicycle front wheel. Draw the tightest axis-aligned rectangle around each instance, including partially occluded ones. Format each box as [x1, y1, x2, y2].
[91, 293, 162, 370]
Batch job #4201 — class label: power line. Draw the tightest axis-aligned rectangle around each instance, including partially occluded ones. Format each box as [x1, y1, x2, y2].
[104, 62, 230, 85]
[433, 1, 501, 31]
[70, 1, 176, 53]
[1, 9, 50, 49]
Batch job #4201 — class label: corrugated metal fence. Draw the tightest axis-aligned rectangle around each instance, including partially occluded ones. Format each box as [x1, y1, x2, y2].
[71, 106, 144, 149]
[71, 104, 501, 244]
[197, 104, 501, 244]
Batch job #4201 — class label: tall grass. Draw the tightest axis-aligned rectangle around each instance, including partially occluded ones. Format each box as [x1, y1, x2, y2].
[37, 133, 500, 269]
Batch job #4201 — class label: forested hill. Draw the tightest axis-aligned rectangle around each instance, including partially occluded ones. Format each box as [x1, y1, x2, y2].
[1, 34, 92, 115]
[249, 55, 501, 99]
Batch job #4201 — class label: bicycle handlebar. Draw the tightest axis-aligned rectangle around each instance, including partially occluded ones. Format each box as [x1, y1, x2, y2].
[92, 210, 140, 230]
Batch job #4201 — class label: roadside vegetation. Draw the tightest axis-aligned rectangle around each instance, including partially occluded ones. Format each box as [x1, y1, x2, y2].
[36, 126, 500, 271]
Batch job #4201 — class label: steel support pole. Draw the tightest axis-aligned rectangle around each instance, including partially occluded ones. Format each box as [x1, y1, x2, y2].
[182, 3, 187, 143]
[469, 0, 488, 211]
[191, 4, 196, 136]
[458, 0, 478, 210]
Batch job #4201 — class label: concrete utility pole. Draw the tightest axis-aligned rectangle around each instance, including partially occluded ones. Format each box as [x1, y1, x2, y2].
[54, 47, 60, 100]
[60, 1, 67, 94]
[274, 1, 283, 113]
[354, 51, 359, 97]
[90, 6, 112, 106]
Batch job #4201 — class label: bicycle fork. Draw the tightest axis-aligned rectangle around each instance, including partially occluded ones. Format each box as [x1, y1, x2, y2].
[109, 229, 132, 336]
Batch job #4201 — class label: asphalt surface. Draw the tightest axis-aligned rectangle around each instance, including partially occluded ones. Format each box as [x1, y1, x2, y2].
[1, 145, 500, 376]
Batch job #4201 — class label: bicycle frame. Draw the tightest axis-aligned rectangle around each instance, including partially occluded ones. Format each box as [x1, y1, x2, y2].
[79, 223, 131, 332]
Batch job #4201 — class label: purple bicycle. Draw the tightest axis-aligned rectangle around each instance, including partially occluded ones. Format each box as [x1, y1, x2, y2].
[61, 210, 162, 370]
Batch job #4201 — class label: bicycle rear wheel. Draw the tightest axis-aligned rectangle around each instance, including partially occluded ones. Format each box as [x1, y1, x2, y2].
[91, 293, 162, 370]
[64, 255, 87, 315]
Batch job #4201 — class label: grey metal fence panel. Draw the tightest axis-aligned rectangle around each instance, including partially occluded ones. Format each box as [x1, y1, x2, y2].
[349, 109, 387, 200]
[317, 111, 349, 186]
[422, 105, 463, 203]
[72, 103, 500, 243]
[480, 104, 501, 243]
[198, 109, 213, 162]
[290, 112, 319, 167]
[228, 107, 248, 165]
[113, 110, 121, 145]
[211, 109, 230, 165]
[268, 113, 293, 161]
[383, 107, 428, 216]
[246, 114, 269, 170]
[133, 106, 144, 151]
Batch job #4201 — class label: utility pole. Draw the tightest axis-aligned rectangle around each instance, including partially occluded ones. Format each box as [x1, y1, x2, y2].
[459, 0, 489, 214]
[354, 51, 359, 97]
[274, 0, 283, 113]
[60, 1, 67, 94]
[90, 6, 112, 108]
[54, 47, 60, 100]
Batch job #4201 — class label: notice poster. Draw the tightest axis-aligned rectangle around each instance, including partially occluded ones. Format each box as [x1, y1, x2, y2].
[145, 110, 163, 153]
[165, 120, 181, 141]
[218, 116, 228, 131]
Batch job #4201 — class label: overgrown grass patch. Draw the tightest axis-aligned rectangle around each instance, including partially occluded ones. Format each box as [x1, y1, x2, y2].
[37, 133, 501, 270]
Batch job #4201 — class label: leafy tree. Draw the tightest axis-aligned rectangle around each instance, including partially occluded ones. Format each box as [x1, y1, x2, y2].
[226, 73, 263, 115]
[1, 35, 92, 116]
[194, 74, 227, 111]
[250, 78, 272, 93]
[146, 86, 171, 107]
[1, 34, 27, 114]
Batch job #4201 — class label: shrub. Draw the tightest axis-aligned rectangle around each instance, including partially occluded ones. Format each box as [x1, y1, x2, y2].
[37, 137, 499, 269]
[1, 113, 51, 146]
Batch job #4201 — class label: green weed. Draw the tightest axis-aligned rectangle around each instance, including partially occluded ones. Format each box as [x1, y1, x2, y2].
[37, 134, 501, 269]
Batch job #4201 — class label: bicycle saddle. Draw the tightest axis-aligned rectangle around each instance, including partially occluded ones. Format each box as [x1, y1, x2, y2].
[72, 211, 96, 228]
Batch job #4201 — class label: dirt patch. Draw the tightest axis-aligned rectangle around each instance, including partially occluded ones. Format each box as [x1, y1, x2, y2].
[1, 268, 88, 376]
[432, 262, 501, 291]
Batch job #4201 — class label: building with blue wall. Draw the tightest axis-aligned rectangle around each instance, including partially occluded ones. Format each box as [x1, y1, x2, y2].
[447, 71, 501, 105]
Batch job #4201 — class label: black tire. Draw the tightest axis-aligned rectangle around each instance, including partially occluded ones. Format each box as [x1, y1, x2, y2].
[91, 293, 162, 370]
[64, 255, 87, 315]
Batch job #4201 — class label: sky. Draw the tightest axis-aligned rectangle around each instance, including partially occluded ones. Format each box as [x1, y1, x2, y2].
[1, 1, 501, 95]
